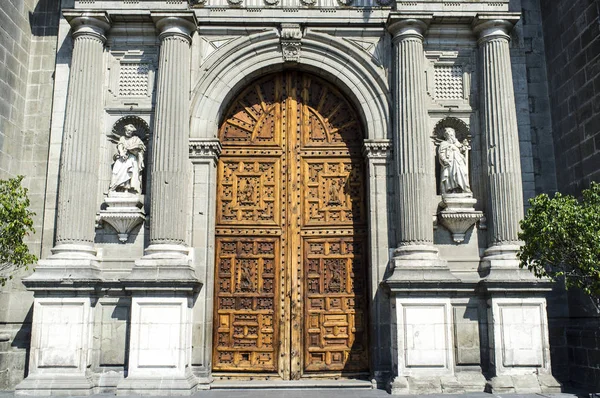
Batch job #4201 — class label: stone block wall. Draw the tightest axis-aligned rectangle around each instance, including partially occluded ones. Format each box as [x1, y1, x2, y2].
[541, 0, 600, 195]
[0, 0, 59, 390]
[0, 0, 32, 178]
[539, 0, 600, 392]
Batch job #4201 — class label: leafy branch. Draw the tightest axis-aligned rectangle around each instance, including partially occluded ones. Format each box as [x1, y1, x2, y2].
[518, 182, 600, 310]
[0, 176, 37, 286]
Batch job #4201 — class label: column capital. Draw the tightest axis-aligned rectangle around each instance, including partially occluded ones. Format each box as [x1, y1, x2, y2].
[189, 138, 222, 164]
[152, 12, 197, 43]
[63, 11, 110, 42]
[472, 13, 520, 44]
[387, 13, 432, 42]
[363, 139, 392, 160]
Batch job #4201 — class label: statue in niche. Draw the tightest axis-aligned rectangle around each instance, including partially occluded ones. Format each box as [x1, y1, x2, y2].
[109, 124, 146, 194]
[437, 127, 471, 195]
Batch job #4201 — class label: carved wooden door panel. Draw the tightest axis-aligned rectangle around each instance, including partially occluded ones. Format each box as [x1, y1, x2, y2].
[213, 72, 369, 378]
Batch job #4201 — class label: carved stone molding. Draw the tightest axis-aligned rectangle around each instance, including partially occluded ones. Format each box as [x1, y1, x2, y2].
[363, 139, 392, 159]
[189, 138, 222, 163]
[280, 23, 302, 62]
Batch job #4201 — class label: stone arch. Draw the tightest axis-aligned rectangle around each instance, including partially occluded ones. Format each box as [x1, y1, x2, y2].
[189, 30, 390, 141]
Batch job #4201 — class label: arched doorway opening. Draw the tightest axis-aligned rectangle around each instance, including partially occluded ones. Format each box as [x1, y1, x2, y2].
[212, 71, 369, 380]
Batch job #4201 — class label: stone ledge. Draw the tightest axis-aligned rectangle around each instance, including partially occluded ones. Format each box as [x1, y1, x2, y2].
[485, 374, 562, 394]
[15, 374, 96, 396]
[116, 371, 198, 396]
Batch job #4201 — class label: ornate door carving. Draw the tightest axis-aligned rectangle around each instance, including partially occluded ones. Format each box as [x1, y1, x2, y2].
[213, 72, 369, 378]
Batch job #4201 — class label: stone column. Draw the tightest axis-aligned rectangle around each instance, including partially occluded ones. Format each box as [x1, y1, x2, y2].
[28, 12, 110, 281]
[474, 15, 528, 274]
[386, 16, 450, 276]
[141, 14, 197, 258]
[55, 14, 109, 251]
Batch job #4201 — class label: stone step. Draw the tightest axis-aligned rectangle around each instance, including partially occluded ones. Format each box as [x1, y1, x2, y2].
[210, 379, 375, 390]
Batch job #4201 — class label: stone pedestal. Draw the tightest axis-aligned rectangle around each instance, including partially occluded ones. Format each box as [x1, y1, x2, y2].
[388, 294, 487, 395]
[485, 294, 561, 393]
[15, 297, 96, 396]
[116, 295, 198, 395]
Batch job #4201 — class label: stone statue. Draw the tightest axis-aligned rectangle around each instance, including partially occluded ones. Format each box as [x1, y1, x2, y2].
[109, 124, 146, 194]
[438, 127, 471, 194]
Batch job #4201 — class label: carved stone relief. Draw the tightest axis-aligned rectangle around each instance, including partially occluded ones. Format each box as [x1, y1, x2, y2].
[107, 48, 158, 109]
[425, 50, 475, 109]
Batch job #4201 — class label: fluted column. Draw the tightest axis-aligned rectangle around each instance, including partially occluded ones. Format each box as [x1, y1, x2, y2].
[54, 13, 110, 257]
[387, 16, 444, 269]
[474, 15, 525, 270]
[145, 15, 196, 257]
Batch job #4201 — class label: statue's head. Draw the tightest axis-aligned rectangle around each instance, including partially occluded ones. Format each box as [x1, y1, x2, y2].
[443, 127, 456, 140]
[124, 124, 137, 137]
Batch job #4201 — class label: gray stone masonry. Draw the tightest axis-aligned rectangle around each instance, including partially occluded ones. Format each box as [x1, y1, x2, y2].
[540, 0, 600, 392]
[0, 0, 58, 391]
[541, 0, 600, 195]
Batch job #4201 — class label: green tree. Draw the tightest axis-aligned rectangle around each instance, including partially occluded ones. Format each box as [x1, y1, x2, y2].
[518, 182, 600, 300]
[0, 176, 37, 286]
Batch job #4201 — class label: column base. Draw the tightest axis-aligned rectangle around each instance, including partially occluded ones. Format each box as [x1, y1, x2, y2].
[15, 374, 95, 396]
[23, 244, 102, 287]
[388, 245, 458, 283]
[117, 370, 198, 396]
[481, 244, 539, 282]
[486, 374, 561, 394]
[122, 244, 201, 289]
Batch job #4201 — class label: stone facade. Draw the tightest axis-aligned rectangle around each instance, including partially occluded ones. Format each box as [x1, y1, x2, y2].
[0, 0, 593, 395]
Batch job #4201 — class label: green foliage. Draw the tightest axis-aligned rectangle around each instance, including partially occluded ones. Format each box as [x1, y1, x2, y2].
[0, 176, 37, 286]
[518, 182, 600, 298]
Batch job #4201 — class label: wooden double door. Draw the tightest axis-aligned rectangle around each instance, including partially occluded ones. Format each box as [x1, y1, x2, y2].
[213, 72, 369, 379]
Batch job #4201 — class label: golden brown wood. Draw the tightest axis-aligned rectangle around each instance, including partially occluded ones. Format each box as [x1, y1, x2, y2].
[213, 72, 368, 377]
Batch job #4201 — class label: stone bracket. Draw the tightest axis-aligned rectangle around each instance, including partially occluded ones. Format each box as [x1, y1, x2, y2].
[280, 23, 302, 62]
[97, 194, 145, 243]
[437, 193, 483, 244]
